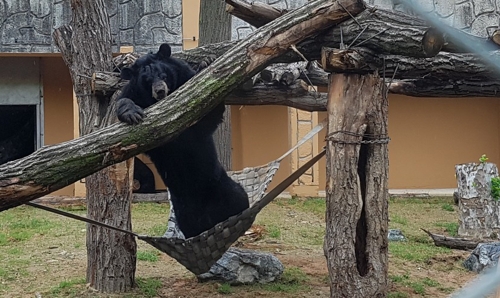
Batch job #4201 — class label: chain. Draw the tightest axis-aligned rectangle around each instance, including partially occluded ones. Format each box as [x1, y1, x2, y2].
[325, 130, 390, 145]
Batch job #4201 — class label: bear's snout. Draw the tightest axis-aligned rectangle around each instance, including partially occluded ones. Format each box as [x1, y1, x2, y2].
[152, 81, 169, 100]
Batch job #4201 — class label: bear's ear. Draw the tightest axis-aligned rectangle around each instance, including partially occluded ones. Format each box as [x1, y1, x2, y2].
[120, 67, 135, 80]
[157, 43, 172, 59]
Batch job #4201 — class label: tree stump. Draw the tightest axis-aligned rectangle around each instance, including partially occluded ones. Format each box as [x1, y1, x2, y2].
[455, 162, 500, 239]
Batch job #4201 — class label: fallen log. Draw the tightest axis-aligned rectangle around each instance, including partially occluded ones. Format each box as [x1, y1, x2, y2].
[0, 0, 366, 211]
[421, 228, 493, 250]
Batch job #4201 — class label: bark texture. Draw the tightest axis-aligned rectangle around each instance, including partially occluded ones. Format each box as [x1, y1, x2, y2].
[324, 73, 388, 297]
[455, 162, 500, 239]
[0, 0, 366, 209]
[53, 0, 136, 292]
[199, 0, 232, 170]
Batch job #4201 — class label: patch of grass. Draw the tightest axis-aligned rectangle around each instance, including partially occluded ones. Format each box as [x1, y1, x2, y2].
[136, 277, 162, 298]
[149, 224, 167, 236]
[388, 292, 409, 298]
[298, 226, 324, 245]
[6, 247, 22, 255]
[422, 277, 440, 287]
[299, 198, 326, 217]
[390, 274, 410, 284]
[267, 225, 281, 239]
[1, 217, 59, 243]
[438, 286, 454, 293]
[389, 242, 451, 263]
[50, 278, 86, 296]
[217, 283, 232, 294]
[435, 222, 459, 237]
[0, 234, 8, 246]
[441, 203, 454, 212]
[391, 214, 408, 226]
[409, 281, 426, 295]
[260, 267, 310, 293]
[137, 250, 160, 262]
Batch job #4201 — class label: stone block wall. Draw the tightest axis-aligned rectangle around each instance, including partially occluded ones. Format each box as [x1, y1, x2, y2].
[0, 0, 182, 54]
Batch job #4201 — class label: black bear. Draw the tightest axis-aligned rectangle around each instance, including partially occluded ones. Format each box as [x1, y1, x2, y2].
[132, 157, 156, 194]
[117, 43, 249, 238]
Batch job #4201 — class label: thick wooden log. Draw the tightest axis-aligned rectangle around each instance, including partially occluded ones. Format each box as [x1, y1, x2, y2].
[0, 0, 366, 211]
[422, 229, 486, 250]
[324, 72, 389, 296]
[95, 46, 500, 99]
[260, 62, 305, 86]
[226, 0, 285, 28]
[228, 80, 327, 111]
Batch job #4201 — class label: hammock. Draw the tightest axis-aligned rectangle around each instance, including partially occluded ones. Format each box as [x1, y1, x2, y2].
[27, 120, 326, 275]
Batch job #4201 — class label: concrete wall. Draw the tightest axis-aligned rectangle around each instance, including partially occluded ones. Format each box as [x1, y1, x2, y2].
[0, 0, 183, 53]
[41, 57, 75, 196]
[231, 105, 291, 190]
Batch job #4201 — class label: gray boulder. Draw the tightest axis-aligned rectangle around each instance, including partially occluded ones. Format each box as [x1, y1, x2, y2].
[388, 229, 407, 242]
[463, 242, 500, 273]
[197, 247, 284, 285]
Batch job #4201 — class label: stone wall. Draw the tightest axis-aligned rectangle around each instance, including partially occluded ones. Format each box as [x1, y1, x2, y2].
[0, 0, 182, 54]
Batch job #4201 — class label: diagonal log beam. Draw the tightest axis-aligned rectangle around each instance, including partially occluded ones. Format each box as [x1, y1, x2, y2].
[0, 0, 366, 211]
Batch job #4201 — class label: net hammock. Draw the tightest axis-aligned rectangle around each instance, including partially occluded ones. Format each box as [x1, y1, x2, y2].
[27, 120, 326, 275]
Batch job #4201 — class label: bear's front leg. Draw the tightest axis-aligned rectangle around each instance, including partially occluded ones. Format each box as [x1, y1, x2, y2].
[117, 98, 145, 124]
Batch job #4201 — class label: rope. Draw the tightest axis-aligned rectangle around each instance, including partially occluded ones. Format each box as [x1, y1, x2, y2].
[25, 202, 138, 237]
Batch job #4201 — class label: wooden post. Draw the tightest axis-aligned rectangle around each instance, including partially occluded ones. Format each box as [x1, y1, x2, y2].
[322, 47, 389, 297]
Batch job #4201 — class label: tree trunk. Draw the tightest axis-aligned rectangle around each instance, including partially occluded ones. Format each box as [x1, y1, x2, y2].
[52, 0, 136, 292]
[199, 0, 232, 170]
[455, 162, 500, 239]
[324, 73, 388, 297]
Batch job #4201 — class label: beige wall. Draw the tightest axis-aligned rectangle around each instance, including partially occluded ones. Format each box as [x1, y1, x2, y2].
[388, 96, 500, 189]
[41, 57, 75, 196]
[317, 96, 500, 191]
[182, 0, 200, 50]
[232, 105, 291, 190]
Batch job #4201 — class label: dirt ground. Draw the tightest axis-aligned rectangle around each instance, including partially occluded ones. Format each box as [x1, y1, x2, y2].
[0, 197, 480, 297]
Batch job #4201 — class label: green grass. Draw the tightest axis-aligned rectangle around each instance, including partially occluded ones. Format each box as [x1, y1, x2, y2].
[391, 214, 409, 226]
[259, 267, 310, 293]
[435, 222, 459, 237]
[389, 241, 451, 262]
[50, 278, 86, 296]
[267, 224, 281, 238]
[217, 283, 232, 294]
[136, 277, 162, 298]
[388, 292, 409, 298]
[441, 203, 454, 212]
[390, 273, 441, 296]
[137, 250, 160, 262]
[275, 197, 325, 218]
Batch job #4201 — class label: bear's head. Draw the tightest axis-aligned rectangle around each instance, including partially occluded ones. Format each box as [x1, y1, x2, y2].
[121, 43, 174, 101]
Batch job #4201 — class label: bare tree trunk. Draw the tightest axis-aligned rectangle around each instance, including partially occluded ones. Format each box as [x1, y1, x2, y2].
[198, 1, 232, 169]
[324, 73, 389, 297]
[53, 0, 136, 292]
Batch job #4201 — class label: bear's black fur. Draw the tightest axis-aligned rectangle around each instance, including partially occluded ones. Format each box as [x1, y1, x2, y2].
[117, 43, 249, 238]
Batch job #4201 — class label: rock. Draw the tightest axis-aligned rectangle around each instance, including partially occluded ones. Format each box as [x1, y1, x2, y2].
[197, 247, 284, 285]
[388, 229, 406, 242]
[463, 242, 500, 273]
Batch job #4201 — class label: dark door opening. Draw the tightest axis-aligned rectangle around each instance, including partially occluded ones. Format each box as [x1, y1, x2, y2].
[0, 105, 36, 164]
